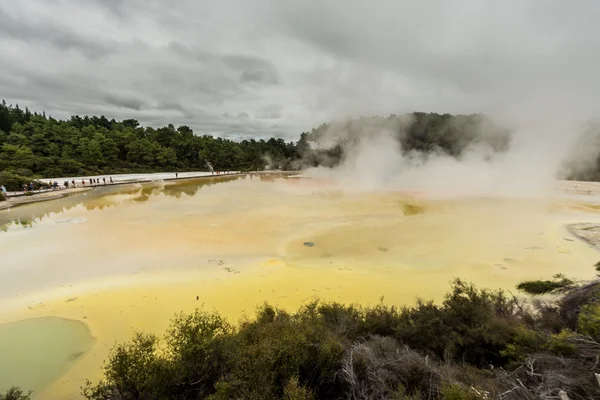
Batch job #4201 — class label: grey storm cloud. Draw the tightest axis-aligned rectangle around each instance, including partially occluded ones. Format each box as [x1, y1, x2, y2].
[104, 93, 147, 111]
[0, 5, 113, 59]
[1, 0, 600, 139]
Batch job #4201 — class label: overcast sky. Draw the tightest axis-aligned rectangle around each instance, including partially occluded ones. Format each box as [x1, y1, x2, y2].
[1, 0, 600, 139]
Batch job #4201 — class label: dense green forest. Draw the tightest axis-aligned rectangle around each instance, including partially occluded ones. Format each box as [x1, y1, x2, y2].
[0, 99, 516, 191]
[0, 100, 299, 190]
[58, 273, 600, 399]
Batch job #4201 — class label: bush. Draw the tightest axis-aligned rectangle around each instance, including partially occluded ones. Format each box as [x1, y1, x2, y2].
[282, 377, 315, 400]
[439, 383, 483, 400]
[0, 191, 5, 201]
[517, 275, 574, 295]
[500, 326, 545, 365]
[80, 280, 600, 400]
[577, 303, 600, 340]
[83, 310, 231, 400]
[0, 388, 31, 400]
[394, 279, 519, 366]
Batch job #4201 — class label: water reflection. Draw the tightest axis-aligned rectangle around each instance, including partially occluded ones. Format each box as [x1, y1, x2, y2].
[0, 175, 244, 232]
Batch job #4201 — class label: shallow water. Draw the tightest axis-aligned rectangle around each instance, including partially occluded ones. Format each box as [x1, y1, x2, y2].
[1, 174, 600, 398]
[0, 317, 94, 394]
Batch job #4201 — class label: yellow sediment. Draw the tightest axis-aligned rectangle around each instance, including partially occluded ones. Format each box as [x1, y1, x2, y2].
[1, 177, 600, 399]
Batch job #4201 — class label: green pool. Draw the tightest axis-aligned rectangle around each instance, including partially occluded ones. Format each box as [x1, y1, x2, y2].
[0, 317, 95, 395]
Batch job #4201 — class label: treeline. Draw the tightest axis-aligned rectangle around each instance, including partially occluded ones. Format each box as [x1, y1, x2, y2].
[1, 99, 516, 191]
[0, 100, 299, 190]
[297, 112, 512, 168]
[73, 273, 600, 400]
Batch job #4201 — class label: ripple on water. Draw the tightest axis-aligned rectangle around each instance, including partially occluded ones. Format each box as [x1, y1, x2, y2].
[0, 317, 95, 394]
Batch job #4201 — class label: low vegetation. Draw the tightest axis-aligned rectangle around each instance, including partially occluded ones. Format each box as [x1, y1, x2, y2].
[0, 387, 31, 400]
[78, 277, 600, 400]
[516, 274, 575, 295]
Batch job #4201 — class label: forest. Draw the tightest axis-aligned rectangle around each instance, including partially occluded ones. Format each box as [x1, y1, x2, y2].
[0, 99, 516, 191]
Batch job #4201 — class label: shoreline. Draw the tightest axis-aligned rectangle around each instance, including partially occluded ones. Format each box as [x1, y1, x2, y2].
[0, 170, 295, 211]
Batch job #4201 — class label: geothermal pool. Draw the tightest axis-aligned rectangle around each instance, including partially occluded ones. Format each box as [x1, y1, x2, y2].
[1, 174, 600, 398]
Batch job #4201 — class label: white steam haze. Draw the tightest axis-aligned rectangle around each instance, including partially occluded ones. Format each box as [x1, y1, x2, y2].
[304, 117, 590, 198]
[2, 0, 600, 195]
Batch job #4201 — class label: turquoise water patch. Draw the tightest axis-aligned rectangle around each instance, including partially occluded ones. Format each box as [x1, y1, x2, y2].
[0, 317, 95, 395]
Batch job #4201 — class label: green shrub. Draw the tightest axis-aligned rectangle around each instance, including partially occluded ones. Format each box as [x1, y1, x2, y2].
[0, 387, 31, 400]
[221, 304, 345, 399]
[79, 279, 600, 400]
[517, 275, 574, 295]
[83, 310, 231, 400]
[440, 382, 484, 400]
[394, 279, 519, 366]
[546, 330, 577, 357]
[391, 385, 421, 400]
[577, 303, 600, 340]
[81, 332, 175, 400]
[500, 326, 545, 365]
[0, 191, 5, 201]
[282, 376, 315, 400]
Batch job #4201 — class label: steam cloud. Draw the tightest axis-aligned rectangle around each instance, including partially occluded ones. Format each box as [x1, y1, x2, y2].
[301, 115, 599, 199]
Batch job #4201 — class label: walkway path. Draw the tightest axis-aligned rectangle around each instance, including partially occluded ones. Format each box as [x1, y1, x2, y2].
[0, 170, 289, 210]
[5, 171, 242, 198]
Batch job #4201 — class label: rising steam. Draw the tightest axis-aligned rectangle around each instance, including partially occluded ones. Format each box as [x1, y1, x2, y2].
[301, 114, 599, 199]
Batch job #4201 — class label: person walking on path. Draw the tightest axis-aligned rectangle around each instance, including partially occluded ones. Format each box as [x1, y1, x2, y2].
[110, 177, 113, 183]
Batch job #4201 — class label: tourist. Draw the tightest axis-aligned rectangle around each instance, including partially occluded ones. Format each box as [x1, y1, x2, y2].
[176, 172, 179, 179]
[103, 177, 106, 185]
[64, 181, 69, 189]
[0, 185, 6, 194]
[72, 179, 76, 188]
[82, 179, 85, 186]
[110, 177, 113, 183]
[89, 179, 92, 185]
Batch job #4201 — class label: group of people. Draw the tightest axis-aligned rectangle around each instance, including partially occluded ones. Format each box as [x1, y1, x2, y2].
[1, 177, 119, 197]
[20, 177, 116, 192]
[23, 182, 40, 191]
[70, 177, 114, 188]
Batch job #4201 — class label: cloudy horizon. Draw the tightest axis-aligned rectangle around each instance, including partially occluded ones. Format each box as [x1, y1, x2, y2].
[1, 0, 600, 139]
